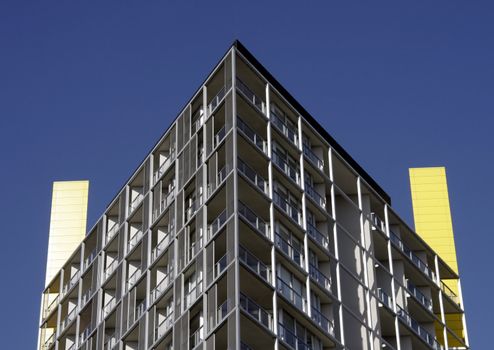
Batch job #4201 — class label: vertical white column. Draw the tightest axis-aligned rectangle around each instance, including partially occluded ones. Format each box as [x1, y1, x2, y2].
[457, 279, 469, 347]
[435, 255, 449, 350]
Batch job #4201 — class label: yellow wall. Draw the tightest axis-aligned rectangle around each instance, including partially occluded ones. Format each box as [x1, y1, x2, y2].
[45, 181, 89, 285]
[409, 167, 463, 346]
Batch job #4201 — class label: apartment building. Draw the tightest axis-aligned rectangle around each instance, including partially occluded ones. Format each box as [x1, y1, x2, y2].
[38, 41, 468, 350]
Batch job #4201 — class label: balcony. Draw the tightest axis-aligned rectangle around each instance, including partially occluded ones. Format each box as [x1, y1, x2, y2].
[106, 222, 120, 243]
[79, 324, 92, 344]
[103, 295, 117, 317]
[43, 295, 59, 319]
[407, 280, 433, 311]
[42, 333, 55, 350]
[104, 331, 118, 350]
[236, 78, 265, 113]
[185, 198, 200, 222]
[441, 281, 460, 306]
[62, 271, 80, 295]
[396, 304, 443, 350]
[377, 288, 392, 309]
[238, 117, 268, 154]
[239, 245, 271, 283]
[154, 187, 175, 221]
[309, 264, 331, 293]
[134, 299, 146, 323]
[105, 259, 118, 280]
[306, 222, 329, 251]
[214, 254, 229, 279]
[61, 307, 78, 330]
[238, 202, 270, 239]
[238, 158, 268, 194]
[154, 150, 176, 183]
[278, 323, 312, 350]
[275, 232, 304, 269]
[81, 287, 92, 306]
[208, 165, 229, 197]
[270, 106, 298, 147]
[213, 125, 227, 149]
[190, 325, 204, 349]
[151, 230, 173, 262]
[152, 270, 173, 303]
[277, 277, 306, 312]
[240, 293, 273, 330]
[305, 182, 326, 209]
[185, 280, 203, 309]
[208, 209, 228, 240]
[273, 191, 302, 225]
[303, 145, 324, 171]
[155, 312, 174, 342]
[127, 227, 144, 252]
[272, 151, 300, 185]
[389, 231, 436, 282]
[311, 306, 334, 335]
[83, 248, 97, 271]
[208, 85, 227, 113]
[370, 213, 386, 233]
[217, 299, 232, 324]
[127, 268, 142, 289]
[129, 193, 143, 213]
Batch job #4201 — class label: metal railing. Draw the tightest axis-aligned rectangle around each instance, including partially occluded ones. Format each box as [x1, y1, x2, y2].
[236, 78, 265, 113]
[208, 86, 227, 113]
[208, 209, 228, 239]
[129, 193, 143, 212]
[275, 232, 304, 268]
[83, 248, 97, 271]
[237, 117, 268, 154]
[134, 299, 146, 322]
[238, 201, 270, 239]
[377, 288, 392, 309]
[104, 332, 118, 350]
[305, 182, 326, 208]
[127, 227, 143, 251]
[127, 268, 142, 289]
[152, 269, 173, 303]
[42, 333, 55, 350]
[277, 276, 306, 312]
[213, 125, 227, 148]
[103, 295, 117, 317]
[303, 144, 324, 170]
[190, 325, 204, 349]
[240, 293, 273, 330]
[407, 280, 433, 311]
[311, 306, 334, 335]
[62, 271, 80, 295]
[238, 158, 268, 194]
[105, 258, 118, 279]
[278, 323, 312, 350]
[154, 186, 175, 220]
[106, 221, 119, 242]
[389, 231, 436, 281]
[396, 304, 443, 350]
[61, 306, 78, 330]
[151, 230, 173, 262]
[217, 299, 231, 324]
[155, 312, 174, 341]
[43, 295, 59, 318]
[79, 324, 92, 344]
[184, 279, 203, 308]
[441, 281, 460, 305]
[81, 287, 92, 306]
[270, 105, 298, 146]
[273, 191, 302, 225]
[272, 151, 300, 185]
[214, 254, 229, 278]
[309, 264, 331, 292]
[154, 150, 176, 183]
[239, 245, 270, 283]
[370, 212, 386, 232]
[306, 222, 329, 250]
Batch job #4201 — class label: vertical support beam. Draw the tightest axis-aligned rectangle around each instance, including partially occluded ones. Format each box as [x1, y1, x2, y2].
[435, 255, 449, 350]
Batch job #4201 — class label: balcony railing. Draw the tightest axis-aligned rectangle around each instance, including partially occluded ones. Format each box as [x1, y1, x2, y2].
[155, 312, 174, 341]
[103, 295, 117, 317]
[239, 245, 270, 283]
[275, 232, 304, 268]
[83, 248, 97, 271]
[390, 231, 436, 282]
[273, 191, 302, 225]
[309, 264, 331, 292]
[104, 332, 118, 350]
[127, 268, 142, 289]
[208, 209, 228, 240]
[191, 108, 204, 135]
[134, 299, 146, 322]
[129, 193, 143, 212]
[240, 293, 273, 330]
[278, 323, 313, 350]
[127, 227, 144, 251]
[311, 306, 334, 335]
[79, 324, 92, 344]
[152, 269, 173, 303]
[43, 295, 59, 318]
[370, 213, 386, 233]
[214, 254, 229, 279]
[407, 280, 433, 311]
[237, 117, 268, 154]
[396, 304, 443, 350]
[81, 287, 92, 306]
[277, 276, 306, 312]
[106, 221, 119, 243]
[184, 279, 203, 308]
[272, 151, 300, 185]
[61, 306, 78, 330]
[305, 182, 326, 208]
[190, 325, 204, 349]
[236, 78, 265, 113]
[154, 150, 176, 183]
[151, 229, 173, 262]
[306, 222, 329, 250]
[185, 198, 200, 222]
[42, 333, 55, 350]
[213, 125, 227, 148]
[303, 145, 324, 171]
[270, 105, 298, 146]
[217, 299, 232, 324]
[187, 237, 203, 264]
[238, 158, 268, 194]
[62, 271, 80, 295]
[105, 258, 118, 279]
[208, 85, 227, 113]
[377, 288, 392, 309]
[238, 201, 270, 239]
[441, 281, 460, 305]
[154, 186, 175, 221]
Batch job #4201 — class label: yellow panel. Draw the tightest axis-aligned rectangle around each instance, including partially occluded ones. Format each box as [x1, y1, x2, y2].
[45, 180, 89, 285]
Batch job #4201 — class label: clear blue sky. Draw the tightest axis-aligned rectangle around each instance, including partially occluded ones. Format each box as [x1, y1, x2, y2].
[0, 1, 491, 348]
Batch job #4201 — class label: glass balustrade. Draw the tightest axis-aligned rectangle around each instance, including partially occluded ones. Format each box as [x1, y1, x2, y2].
[272, 151, 300, 185]
[303, 145, 324, 170]
[309, 264, 331, 292]
[238, 202, 270, 239]
[277, 277, 306, 312]
[273, 191, 302, 225]
[240, 293, 272, 330]
[239, 245, 270, 283]
[275, 232, 304, 268]
[238, 158, 268, 194]
[236, 78, 265, 113]
[237, 117, 267, 154]
[306, 222, 329, 250]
